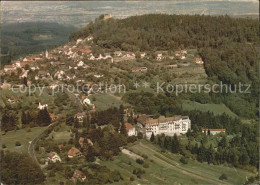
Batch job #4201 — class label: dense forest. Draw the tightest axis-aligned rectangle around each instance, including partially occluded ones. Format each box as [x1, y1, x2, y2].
[1, 22, 76, 66]
[1, 151, 46, 184]
[70, 14, 259, 118]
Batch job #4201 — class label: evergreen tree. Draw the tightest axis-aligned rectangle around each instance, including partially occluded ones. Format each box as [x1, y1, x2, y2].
[43, 108, 51, 125]
[150, 132, 155, 142]
[21, 111, 27, 125]
[120, 123, 127, 136]
[171, 134, 180, 153]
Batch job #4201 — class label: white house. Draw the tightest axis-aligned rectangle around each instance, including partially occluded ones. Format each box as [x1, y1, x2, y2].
[137, 115, 191, 139]
[3, 65, 16, 72]
[19, 70, 29, 79]
[140, 52, 146, 58]
[54, 70, 65, 80]
[125, 123, 136, 136]
[38, 102, 48, 110]
[86, 35, 93, 41]
[76, 38, 83, 45]
[48, 152, 61, 163]
[83, 97, 92, 106]
[195, 58, 204, 64]
[156, 53, 163, 61]
[94, 74, 104, 78]
[49, 82, 58, 89]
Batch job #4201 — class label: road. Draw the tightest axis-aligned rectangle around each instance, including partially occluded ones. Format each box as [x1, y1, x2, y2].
[28, 123, 54, 167]
[27, 86, 84, 184]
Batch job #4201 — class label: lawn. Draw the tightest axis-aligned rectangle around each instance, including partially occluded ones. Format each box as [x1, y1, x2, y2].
[100, 140, 254, 185]
[182, 100, 237, 118]
[1, 126, 47, 153]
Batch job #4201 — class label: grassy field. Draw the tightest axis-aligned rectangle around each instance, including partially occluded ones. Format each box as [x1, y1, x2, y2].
[182, 100, 237, 118]
[90, 93, 123, 111]
[47, 124, 71, 144]
[100, 140, 254, 185]
[1, 127, 47, 153]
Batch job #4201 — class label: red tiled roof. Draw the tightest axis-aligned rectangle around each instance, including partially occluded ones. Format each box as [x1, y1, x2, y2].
[124, 123, 133, 132]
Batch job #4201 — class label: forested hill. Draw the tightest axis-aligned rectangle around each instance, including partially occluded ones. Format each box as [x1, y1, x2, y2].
[70, 14, 258, 50]
[70, 14, 259, 118]
[1, 22, 76, 66]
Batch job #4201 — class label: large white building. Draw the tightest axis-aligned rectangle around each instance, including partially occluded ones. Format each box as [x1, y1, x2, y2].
[137, 115, 191, 139]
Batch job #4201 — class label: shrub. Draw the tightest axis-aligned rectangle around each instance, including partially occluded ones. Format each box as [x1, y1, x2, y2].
[2, 144, 7, 149]
[130, 176, 135, 181]
[136, 159, 144, 165]
[142, 163, 149, 168]
[219, 173, 228, 180]
[180, 157, 188, 164]
[15, 141, 21, 146]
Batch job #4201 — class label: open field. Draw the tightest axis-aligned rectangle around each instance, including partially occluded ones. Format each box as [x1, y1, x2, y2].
[90, 93, 123, 111]
[182, 100, 237, 118]
[100, 140, 254, 185]
[1, 126, 47, 153]
[47, 124, 71, 144]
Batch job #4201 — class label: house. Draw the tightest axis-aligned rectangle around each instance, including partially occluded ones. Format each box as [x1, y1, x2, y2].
[137, 115, 191, 139]
[49, 82, 58, 89]
[49, 114, 57, 121]
[76, 78, 85, 83]
[195, 57, 204, 64]
[76, 38, 83, 45]
[38, 102, 48, 110]
[73, 170, 86, 181]
[54, 70, 65, 80]
[7, 98, 16, 104]
[77, 61, 84, 67]
[201, 128, 226, 135]
[86, 35, 93, 41]
[88, 54, 96, 60]
[125, 123, 136, 136]
[48, 152, 61, 163]
[140, 52, 146, 59]
[58, 144, 64, 151]
[66, 74, 76, 80]
[175, 50, 187, 59]
[94, 74, 104, 78]
[83, 97, 92, 106]
[0, 82, 11, 89]
[19, 70, 29, 79]
[156, 53, 163, 61]
[74, 112, 85, 123]
[67, 147, 83, 158]
[3, 65, 16, 72]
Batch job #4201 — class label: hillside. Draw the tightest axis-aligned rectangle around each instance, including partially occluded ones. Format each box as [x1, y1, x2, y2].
[70, 14, 259, 118]
[1, 22, 76, 66]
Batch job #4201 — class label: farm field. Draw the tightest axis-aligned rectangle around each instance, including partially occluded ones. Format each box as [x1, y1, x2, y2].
[100, 140, 254, 185]
[182, 100, 237, 118]
[1, 126, 47, 153]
